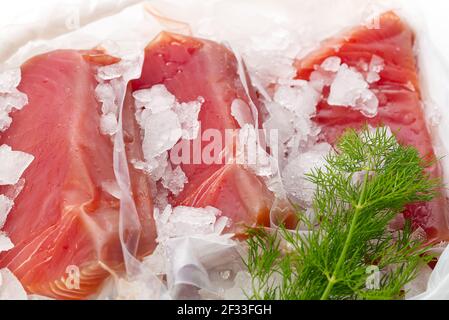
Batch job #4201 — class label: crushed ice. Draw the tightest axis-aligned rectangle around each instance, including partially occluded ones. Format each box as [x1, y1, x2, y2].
[231, 99, 254, 127]
[0, 268, 27, 300]
[263, 80, 321, 167]
[0, 145, 34, 186]
[0, 145, 34, 260]
[0, 68, 28, 133]
[308, 55, 382, 118]
[0, 194, 13, 229]
[0, 233, 14, 253]
[95, 54, 144, 136]
[237, 124, 277, 177]
[281, 143, 332, 206]
[139, 205, 240, 298]
[327, 63, 379, 117]
[133, 84, 203, 198]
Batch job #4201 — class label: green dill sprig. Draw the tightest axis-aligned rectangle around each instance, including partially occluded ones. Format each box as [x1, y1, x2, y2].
[245, 127, 439, 300]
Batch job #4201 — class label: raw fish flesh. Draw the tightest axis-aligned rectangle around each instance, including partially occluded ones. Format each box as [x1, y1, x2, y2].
[0, 50, 155, 299]
[295, 12, 449, 242]
[132, 32, 274, 231]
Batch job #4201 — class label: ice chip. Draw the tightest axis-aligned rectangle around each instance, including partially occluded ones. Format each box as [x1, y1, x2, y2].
[97, 64, 123, 81]
[328, 64, 367, 106]
[168, 206, 221, 237]
[133, 85, 176, 114]
[142, 109, 182, 160]
[0, 233, 13, 253]
[133, 152, 169, 181]
[0, 195, 13, 229]
[369, 55, 384, 74]
[366, 55, 384, 84]
[356, 89, 379, 118]
[162, 165, 188, 196]
[0, 69, 21, 94]
[263, 101, 295, 145]
[0, 145, 34, 185]
[282, 143, 332, 205]
[328, 64, 378, 117]
[0, 89, 28, 112]
[97, 54, 143, 81]
[231, 99, 254, 128]
[121, 54, 144, 81]
[174, 98, 203, 140]
[0, 268, 27, 300]
[97, 57, 136, 81]
[237, 124, 275, 177]
[264, 82, 321, 163]
[100, 113, 118, 136]
[95, 83, 117, 115]
[366, 71, 380, 84]
[273, 82, 319, 117]
[0, 110, 12, 132]
[321, 56, 342, 72]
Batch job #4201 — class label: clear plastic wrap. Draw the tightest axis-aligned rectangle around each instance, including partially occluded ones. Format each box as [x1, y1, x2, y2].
[1, 0, 449, 300]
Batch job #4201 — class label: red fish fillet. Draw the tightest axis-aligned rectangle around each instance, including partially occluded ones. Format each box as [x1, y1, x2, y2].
[0, 50, 155, 299]
[295, 12, 449, 242]
[132, 32, 273, 230]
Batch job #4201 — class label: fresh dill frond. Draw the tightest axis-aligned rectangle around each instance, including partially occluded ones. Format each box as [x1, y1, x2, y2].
[245, 126, 439, 300]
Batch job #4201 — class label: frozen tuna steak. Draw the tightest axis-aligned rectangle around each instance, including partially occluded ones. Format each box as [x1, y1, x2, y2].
[295, 12, 449, 242]
[0, 50, 155, 299]
[132, 32, 274, 230]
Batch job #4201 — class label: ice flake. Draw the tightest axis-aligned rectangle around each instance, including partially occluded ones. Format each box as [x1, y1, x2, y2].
[153, 182, 170, 211]
[273, 81, 320, 116]
[0, 195, 13, 229]
[0, 89, 28, 112]
[132, 152, 169, 181]
[231, 99, 254, 128]
[95, 82, 117, 115]
[146, 204, 238, 298]
[0, 69, 21, 94]
[133, 85, 176, 114]
[161, 165, 188, 196]
[95, 55, 144, 139]
[0, 69, 28, 133]
[263, 81, 321, 165]
[169, 206, 220, 237]
[174, 98, 204, 140]
[97, 55, 143, 81]
[0, 111, 12, 132]
[142, 109, 182, 160]
[0, 233, 13, 253]
[366, 55, 384, 84]
[321, 56, 342, 72]
[328, 63, 378, 117]
[369, 55, 384, 73]
[0, 145, 34, 186]
[282, 143, 332, 205]
[238, 124, 275, 177]
[100, 113, 118, 136]
[154, 205, 223, 240]
[134, 85, 203, 201]
[0, 268, 27, 300]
